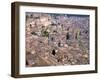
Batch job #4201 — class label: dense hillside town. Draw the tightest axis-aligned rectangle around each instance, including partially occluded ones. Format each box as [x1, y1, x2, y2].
[25, 12, 89, 67]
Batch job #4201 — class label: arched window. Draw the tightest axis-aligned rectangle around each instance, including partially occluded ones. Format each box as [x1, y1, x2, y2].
[52, 49, 56, 56]
[66, 33, 70, 40]
[58, 42, 61, 47]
